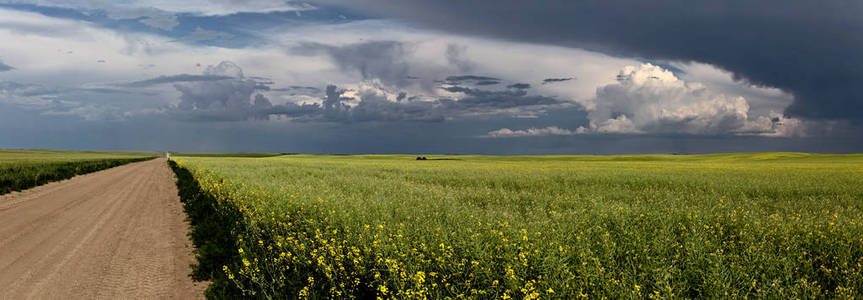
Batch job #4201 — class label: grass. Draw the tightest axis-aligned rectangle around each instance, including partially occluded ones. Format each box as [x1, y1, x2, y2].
[0, 149, 157, 195]
[170, 153, 863, 299]
[171, 152, 282, 158]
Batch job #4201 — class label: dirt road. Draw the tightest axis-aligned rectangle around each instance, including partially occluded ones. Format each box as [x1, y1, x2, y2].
[0, 158, 206, 299]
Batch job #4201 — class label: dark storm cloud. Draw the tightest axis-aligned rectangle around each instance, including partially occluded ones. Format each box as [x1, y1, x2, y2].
[0, 59, 13, 71]
[443, 75, 501, 85]
[4, 100, 863, 154]
[439, 75, 502, 90]
[507, 83, 531, 90]
[1, 81, 147, 97]
[293, 41, 414, 88]
[271, 86, 323, 94]
[442, 85, 525, 98]
[320, 85, 444, 122]
[438, 85, 560, 110]
[293, 41, 503, 93]
[172, 79, 265, 121]
[184, 83, 567, 123]
[314, 0, 863, 120]
[166, 61, 567, 122]
[475, 80, 499, 86]
[445, 43, 474, 72]
[163, 61, 274, 121]
[294, 41, 499, 93]
[254, 83, 567, 123]
[207, 84, 445, 123]
[542, 77, 573, 84]
[120, 74, 236, 87]
[162, 61, 323, 121]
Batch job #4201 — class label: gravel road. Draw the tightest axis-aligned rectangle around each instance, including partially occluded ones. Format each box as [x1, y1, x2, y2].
[0, 158, 206, 299]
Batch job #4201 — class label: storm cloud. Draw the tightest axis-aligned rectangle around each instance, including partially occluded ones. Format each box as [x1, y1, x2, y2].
[169, 61, 270, 121]
[542, 77, 573, 84]
[120, 74, 236, 87]
[293, 41, 415, 88]
[443, 75, 501, 86]
[314, 0, 863, 121]
[488, 64, 807, 138]
[262, 83, 568, 123]
[167, 61, 568, 123]
[2, 2, 861, 154]
[0, 59, 13, 71]
[445, 43, 474, 72]
[292, 41, 498, 93]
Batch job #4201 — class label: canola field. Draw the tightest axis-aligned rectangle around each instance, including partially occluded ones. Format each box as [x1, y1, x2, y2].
[0, 149, 157, 195]
[170, 153, 863, 299]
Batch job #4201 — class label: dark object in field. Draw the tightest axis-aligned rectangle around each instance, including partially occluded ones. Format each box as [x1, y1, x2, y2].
[415, 156, 462, 161]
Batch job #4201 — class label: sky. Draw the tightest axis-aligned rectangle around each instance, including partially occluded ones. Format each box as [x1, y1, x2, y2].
[0, 0, 861, 154]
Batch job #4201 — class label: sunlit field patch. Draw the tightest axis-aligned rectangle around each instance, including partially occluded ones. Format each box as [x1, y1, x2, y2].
[171, 153, 863, 298]
[0, 149, 156, 195]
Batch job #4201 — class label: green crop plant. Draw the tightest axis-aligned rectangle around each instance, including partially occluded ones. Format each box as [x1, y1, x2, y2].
[170, 153, 863, 299]
[0, 149, 157, 195]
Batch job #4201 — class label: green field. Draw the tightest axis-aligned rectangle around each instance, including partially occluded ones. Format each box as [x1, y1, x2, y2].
[170, 153, 863, 299]
[169, 152, 283, 158]
[0, 149, 157, 195]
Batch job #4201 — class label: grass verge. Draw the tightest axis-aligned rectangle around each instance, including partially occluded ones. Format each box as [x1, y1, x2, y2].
[169, 160, 245, 298]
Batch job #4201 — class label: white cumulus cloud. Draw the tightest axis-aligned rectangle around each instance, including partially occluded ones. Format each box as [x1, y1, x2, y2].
[488, 64, 807, 138]
[587, 63, 750, 135]
[583, 63, 805, 137]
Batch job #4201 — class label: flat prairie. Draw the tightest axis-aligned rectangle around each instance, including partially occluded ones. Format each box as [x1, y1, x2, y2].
[171, 153, 863, 298]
